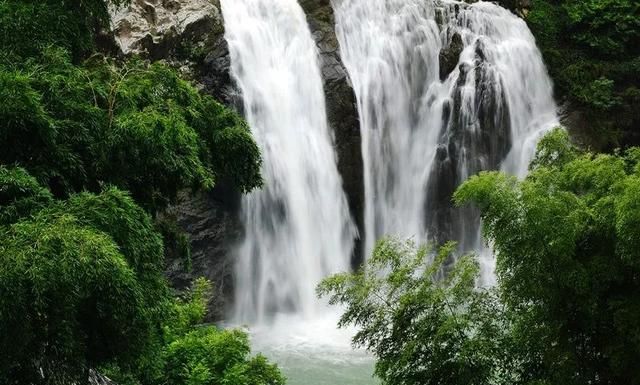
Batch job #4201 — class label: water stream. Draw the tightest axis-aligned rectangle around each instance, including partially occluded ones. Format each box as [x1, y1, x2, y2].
[221, 0, 355, 325]
[334, 0, 558, 282]
[220, 0, 369, 383]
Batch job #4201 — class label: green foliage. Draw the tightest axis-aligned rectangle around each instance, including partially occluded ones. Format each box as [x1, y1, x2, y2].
[526, 0, 640, 147]
[562, 0, 639, 57]
[529, 128, 579, 169]
[323, 130, 640, 385]
[99, 277, 285, 385]
[159, 279, 285, 385]
[163, 328, 284, 385]
[0, 0, 130, 61]
[319, 239, 511, 385]
[0, 48, 261, 211]
[454, 129, 640, 384]
[0, 179, 173, 384]
[0, 174, 281, 385]
[0, 214, 152, 384]
[0, 166, 53, 225]
[55, 188, 165, 275]
[163, 278, 212, 342]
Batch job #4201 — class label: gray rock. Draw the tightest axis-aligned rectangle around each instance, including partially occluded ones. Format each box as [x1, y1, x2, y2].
[439, 32, 464, 81]
[299, 0, 365, 266]
[163, 187, 242, 321]
[110, 0, 223, 60]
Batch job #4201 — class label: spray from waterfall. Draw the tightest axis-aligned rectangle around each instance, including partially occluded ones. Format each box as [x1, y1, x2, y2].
[221, 0, 355, 325]
[333, 0, 558, 282]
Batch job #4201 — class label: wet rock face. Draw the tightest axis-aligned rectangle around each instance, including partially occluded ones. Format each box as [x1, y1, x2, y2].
[163, 187, 242, 321]
[427, 38, 511, 250]
[439, 32, 464, 81]
[298, 0, 365, 267]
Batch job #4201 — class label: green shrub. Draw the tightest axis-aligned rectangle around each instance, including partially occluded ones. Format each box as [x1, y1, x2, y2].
[0, 0, 130, 61]
[164, 328, 285, 385]
[0, 166, 53, 225]
[0, 214, 154, 384]
[0, 49, 261, 211]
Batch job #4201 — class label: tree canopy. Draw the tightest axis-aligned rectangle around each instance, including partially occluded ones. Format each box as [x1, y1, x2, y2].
[0, 48, 261, 212]
[318, 239, 510, 385]
[0, 210, 153, 384]
[322, 129, 640, 385]
[455, 128, 640, 384]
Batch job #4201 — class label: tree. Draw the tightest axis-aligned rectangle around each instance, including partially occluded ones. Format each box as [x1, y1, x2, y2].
[321, 129, 640, 385]
[0, 48, 262, 211]
[158, 279, 285, 385]
[0, 0, 130, 61]
[0, 172, 172, 384]
[0, 214, 155, 384]
[318, 239, 512, 385]
[455, 128, 640, 384]
[0, 166, 53, 226]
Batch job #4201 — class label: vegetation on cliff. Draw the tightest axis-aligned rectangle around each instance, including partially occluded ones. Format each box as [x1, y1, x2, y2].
[0, 1, 280, 384]
[0, 47, 261, 212]
[525, 0, 639, 148]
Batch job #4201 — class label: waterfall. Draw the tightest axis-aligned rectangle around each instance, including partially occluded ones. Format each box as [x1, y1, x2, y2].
[333, 0, 558, 279]
[221, 0, 355, 324]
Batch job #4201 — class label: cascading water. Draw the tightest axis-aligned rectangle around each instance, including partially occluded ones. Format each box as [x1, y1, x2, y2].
[221, 1, 372, 384]
[333, 0, 558, 281]
[221, 0, 354, 325]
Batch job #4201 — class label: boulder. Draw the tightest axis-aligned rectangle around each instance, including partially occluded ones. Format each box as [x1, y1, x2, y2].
[110, 0, 223, 60]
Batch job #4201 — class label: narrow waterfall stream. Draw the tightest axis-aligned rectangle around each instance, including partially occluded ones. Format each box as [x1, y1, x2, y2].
[221, 0, 558, 383]
[220, 1, 372, 384]
[222, 0, 355, 324]
[334, 0, 558, 282]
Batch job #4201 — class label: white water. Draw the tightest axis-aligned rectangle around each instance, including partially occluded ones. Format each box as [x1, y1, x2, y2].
[221, 1, 370, 382]
[222, 0, 355, 324]
[334, 0, 558, 280]
[246, 313, 377, 385]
